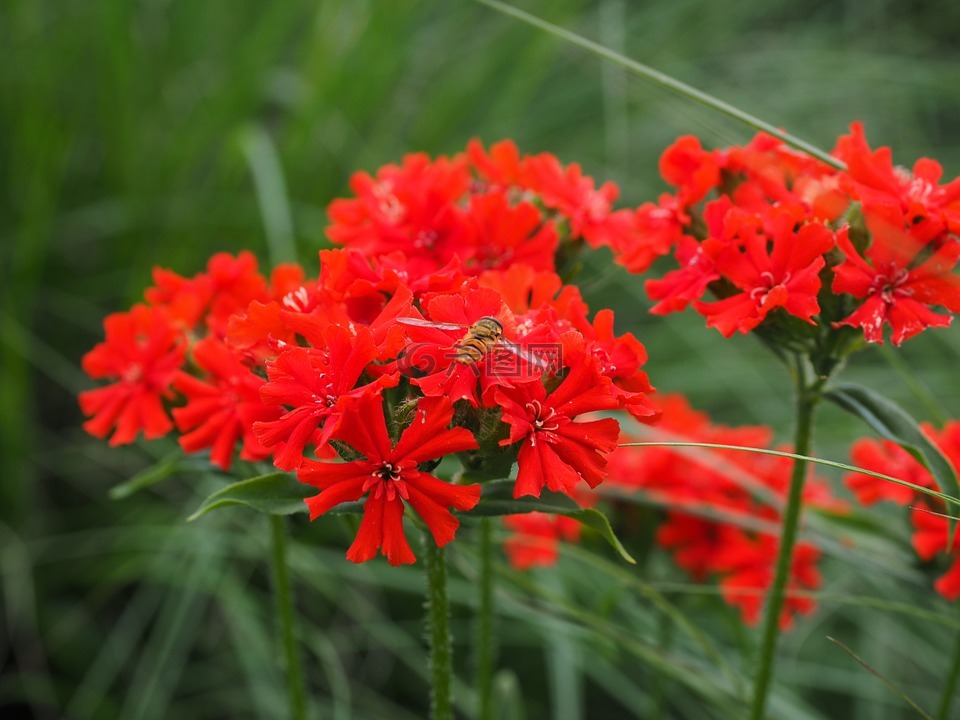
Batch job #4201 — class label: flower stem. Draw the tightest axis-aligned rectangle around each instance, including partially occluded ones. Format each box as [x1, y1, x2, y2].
[270, 515, 308, 720]
[476, 518, 495, 720]
[936, 606, 960, 720]
[425, 535, 453, 720]
[748, 360, 823, 720]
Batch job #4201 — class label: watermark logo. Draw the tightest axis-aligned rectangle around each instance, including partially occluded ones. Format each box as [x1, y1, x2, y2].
[398, 342, 562, 380]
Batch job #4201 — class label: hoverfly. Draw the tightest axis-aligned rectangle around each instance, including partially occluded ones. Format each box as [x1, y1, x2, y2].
[396, 315, 550, 371]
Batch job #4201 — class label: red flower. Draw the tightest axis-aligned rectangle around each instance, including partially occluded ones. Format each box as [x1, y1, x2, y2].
[467, 138, 524, 189]
[144, 251, 270, 336]
[477, 266, 564, 315]
[835, 121, 960, 235]
[80, 305, 185, 445]
[496, 353, 620, 498]
[465, 192, 558, 272]
[694, 205, 836, 336]
[172, 337, 279, 470]
[254, 325, 395, 470]
[613, 195, 689, 274]
[326, 153, 473, 273]
[832, 206, 960, 345]
[645, 236, 721, 315]
[520, 152, 624, 249]
[297, 393, 480, 566]
[402, 286, 522, 405]
[658, 135, 722, 207]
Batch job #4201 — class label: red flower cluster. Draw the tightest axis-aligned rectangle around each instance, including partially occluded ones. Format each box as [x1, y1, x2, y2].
[845, 422, 960, 600]
[80, 141, 658, 565]
[604, 395, 843, 629]
[620, 125, 960, 346]
[327, 140, 659, 278]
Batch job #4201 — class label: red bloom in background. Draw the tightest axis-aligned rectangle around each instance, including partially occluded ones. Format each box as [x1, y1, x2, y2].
[656, 514, 743, 582]
[503, 512, 583, 569]
[172, 337, 279, 470]
[716, 536, 820, 630]
[254, 325, 395, 470]
[832, 206, 960, 345]
[845, 436, 932, 506]
[605, 393, 838, 628]
[80, 305, 185, 446]
[496, 351, 620, 498]
[911, 507, 960, 601]
[846, 420, 960, 601]
[146, 251, 269, 336]
[297, 393, 480, 566]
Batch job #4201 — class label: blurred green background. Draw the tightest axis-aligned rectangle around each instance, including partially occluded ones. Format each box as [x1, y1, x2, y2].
[4, 1, 960, 718]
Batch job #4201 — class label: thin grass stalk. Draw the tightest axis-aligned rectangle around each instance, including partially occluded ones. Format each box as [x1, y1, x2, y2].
[425, 535, 453, 720]
[476, 518, 495, 720]
[471, 0, 843, 169]
[270, 515, 308, 720]
[748, 358, 824, 719]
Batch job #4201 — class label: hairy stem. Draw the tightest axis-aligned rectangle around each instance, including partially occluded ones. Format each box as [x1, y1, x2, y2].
[476, 518, 495, 720]
[270, 515, 308, 720]
[425, 536, 453, 720]
[749, 360, 823, 719]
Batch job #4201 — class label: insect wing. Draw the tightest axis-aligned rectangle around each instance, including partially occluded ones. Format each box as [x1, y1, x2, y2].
[498, 339, 550, 370]
[396, 317, 468, 332]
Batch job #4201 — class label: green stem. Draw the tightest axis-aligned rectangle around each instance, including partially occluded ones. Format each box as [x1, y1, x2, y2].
[270, 515, 308, 720]
[936, 606, 960, 720]
[748, 359, 823, 720]
[476, 518, 495, 720]
[425, 535, 453, 720]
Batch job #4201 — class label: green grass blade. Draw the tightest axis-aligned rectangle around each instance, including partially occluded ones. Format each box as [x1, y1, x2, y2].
[471, 0, 843, 168]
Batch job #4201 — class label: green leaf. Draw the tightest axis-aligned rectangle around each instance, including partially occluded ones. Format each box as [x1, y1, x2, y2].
[108, 453, 180, 500]
[825, 381, 960, 539]
[465, 491, 636, 564]
[187, 472, 313, 521]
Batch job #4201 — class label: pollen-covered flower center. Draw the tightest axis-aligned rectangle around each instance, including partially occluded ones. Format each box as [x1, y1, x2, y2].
[365, 461, 410, 502]
[122, 364, 144, 383]
[585, 191, 610, 222]
[414, 229, 439, 249]
[873, 265, 912, 302]
[526, 399, 560, 434]
[749, 271, 790, 305]
[311, 377, 338, 408]
[282, 286, 311, 312]
[376, 462, 401, 482]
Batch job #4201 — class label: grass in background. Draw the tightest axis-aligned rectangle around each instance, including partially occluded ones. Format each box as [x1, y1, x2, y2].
[3, 0, 960, 717]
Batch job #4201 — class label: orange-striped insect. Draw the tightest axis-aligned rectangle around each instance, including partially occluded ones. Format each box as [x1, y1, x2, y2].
[397, 315, 548, 369]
